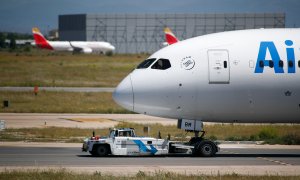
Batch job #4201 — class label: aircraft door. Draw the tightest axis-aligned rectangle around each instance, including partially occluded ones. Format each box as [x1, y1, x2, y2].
[207, 50, 230, 84]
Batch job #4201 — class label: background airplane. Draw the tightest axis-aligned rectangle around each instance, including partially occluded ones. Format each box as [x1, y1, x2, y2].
[163, 27, 179, 46]
[32, 27, 115, 54]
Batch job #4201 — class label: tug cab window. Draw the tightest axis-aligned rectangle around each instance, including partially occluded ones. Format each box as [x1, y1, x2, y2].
[118, 130, 134, 137]
[151, 59, 171, 70]
[137, 58, 156, 69]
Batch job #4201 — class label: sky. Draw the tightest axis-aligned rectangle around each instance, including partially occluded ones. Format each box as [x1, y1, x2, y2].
[0, 0, 299, 34]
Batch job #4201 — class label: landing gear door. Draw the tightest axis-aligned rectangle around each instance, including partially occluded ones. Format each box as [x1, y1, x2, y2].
[207, 50, 230, 84]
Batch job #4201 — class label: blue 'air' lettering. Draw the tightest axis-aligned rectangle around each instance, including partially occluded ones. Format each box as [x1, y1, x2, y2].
[285, 40, 296, 73]
[254, 40, 296, 74]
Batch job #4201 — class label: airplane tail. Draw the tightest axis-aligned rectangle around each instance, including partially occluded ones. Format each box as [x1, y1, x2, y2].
[32, 27, 53, 50]
[164, 27, 179, 45]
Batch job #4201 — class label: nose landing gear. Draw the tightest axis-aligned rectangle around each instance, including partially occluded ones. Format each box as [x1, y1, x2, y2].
[189, 130, 217, 157]
[178, 119, 218, 157]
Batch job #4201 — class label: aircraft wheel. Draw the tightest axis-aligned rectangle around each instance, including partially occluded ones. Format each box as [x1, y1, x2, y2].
[193, 140, 216, 157]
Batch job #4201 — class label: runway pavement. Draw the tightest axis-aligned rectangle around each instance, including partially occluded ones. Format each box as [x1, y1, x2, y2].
[1, 113, 300, 175]
[0, 143, 300, 175]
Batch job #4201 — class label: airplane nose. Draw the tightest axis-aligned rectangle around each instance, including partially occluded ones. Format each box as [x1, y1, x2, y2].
[110, 45, 115, 51]
[113, 74, 134, 111]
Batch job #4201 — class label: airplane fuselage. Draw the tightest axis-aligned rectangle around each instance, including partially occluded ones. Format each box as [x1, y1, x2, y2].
[113, 29, 300, 123]
[46, 41, 115, 54]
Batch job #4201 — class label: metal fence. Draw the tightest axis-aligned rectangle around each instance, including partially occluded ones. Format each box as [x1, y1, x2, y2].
[59, 13, 285, 54]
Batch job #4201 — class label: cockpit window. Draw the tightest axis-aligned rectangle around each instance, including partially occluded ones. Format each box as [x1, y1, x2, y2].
[151, 59, 171, 70]
[137, 58, 156, 69]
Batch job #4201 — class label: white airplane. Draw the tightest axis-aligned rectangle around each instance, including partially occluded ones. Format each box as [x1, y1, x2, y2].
[113, 28, 300, 128]
[32, 27, 115, 54]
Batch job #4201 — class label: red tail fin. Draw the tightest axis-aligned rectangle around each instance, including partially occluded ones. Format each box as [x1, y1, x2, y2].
[164, 27, 179, 45]
[32, 27, 53, 50]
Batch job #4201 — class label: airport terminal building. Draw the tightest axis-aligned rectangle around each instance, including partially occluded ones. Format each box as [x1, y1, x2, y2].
[59, 13, 285, 54]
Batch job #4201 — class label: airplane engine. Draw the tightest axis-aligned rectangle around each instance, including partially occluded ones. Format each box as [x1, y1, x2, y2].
[82, 48, 93, 54]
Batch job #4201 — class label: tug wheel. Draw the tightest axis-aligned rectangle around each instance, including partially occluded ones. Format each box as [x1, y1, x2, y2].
[93, 145, 109, 157]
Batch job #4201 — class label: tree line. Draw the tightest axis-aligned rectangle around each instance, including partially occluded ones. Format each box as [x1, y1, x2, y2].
[0, 32, 32, 50]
